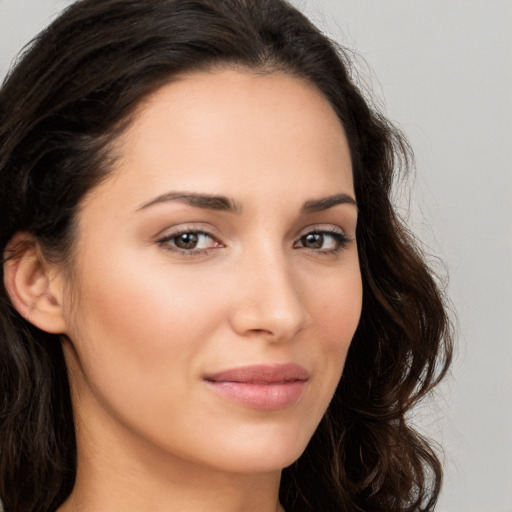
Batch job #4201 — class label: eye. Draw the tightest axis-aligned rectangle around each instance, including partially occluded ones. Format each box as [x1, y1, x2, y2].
[294, 229, 350, 253]
[157, 229, 222, 253]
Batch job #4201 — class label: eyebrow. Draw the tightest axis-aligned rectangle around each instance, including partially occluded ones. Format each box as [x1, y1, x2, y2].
[301, 193, 357, 213]
[136, 191, 356, 214]
[136, 191, 242, 213]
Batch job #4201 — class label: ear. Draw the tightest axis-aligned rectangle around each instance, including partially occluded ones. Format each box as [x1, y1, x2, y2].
[3, 232, 67, 334]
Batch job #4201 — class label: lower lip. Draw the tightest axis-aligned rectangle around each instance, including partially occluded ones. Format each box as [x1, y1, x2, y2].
[205, 380, 307, 410]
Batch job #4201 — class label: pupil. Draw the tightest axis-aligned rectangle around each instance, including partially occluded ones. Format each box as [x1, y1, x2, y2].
[175, 233, 198, 249]
[303, 233, 323, 249]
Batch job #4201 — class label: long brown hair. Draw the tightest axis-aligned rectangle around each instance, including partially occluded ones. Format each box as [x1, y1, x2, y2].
[0, 1, 452, 511]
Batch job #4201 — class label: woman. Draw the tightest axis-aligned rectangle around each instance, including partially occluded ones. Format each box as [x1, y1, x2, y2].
[0, 1, 452, 511]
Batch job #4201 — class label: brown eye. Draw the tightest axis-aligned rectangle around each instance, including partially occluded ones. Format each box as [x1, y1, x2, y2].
[294, 230, 349, 252]
[174, 232, 200, 249]
[301, 233, 324, 249]
[158, 230, 221, 253]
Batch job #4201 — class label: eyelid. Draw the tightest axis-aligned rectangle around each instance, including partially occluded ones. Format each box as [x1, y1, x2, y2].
[155, 224, 224, 256]
[154, 221, 220, 241]
[293, 224, 352, 253]
[296, 223, 348, 238]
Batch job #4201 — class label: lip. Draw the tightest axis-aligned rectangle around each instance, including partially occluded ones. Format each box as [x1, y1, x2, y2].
[203, 363, 309, 410]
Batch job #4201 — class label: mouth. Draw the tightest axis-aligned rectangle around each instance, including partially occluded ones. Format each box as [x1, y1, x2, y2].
[203, 363, 309, 410]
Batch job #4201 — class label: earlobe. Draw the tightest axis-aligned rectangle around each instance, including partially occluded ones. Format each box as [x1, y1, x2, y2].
[3, 232, 67, 334]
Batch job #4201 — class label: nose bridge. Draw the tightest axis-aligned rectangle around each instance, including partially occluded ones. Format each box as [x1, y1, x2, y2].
[230, 238, 310, 340]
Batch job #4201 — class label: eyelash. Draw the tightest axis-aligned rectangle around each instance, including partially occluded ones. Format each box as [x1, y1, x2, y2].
[156, 227, 351, 256]
[294, 229, 350, 255]
[157, 229, 222, 256]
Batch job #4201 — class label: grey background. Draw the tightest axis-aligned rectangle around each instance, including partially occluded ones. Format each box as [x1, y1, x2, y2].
[1, 1, 511, 511]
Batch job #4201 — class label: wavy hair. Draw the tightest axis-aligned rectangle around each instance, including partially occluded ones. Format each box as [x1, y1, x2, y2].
[0, 1, 452, 511]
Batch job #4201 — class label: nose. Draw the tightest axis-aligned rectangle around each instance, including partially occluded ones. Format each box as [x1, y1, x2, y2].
[228, 249, 311, 342]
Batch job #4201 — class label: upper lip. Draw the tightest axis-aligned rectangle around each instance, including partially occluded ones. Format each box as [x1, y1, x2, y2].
[204, 363, 309, 384]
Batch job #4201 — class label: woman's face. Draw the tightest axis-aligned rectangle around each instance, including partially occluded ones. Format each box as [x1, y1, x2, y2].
[60, 69, 362, 475]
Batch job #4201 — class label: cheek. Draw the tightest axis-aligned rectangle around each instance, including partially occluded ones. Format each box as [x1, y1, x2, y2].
[312, 259, 362, 338]
[72, 245, 219, 342]
[63, 250, 224, 407]
[315, 266, 362, 376]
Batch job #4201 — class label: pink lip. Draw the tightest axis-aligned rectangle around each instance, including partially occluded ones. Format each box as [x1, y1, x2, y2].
[204, 363, 309, 410]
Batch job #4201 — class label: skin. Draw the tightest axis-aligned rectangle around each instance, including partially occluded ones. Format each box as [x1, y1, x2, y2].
[52, 69, 362, 512]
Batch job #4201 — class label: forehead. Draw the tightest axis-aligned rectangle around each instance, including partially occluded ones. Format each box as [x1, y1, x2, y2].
[128, 69, 348, 167]
[127, 68, 346, 144]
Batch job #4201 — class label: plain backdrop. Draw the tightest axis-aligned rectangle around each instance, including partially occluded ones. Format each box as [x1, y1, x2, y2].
[1, 1, 511, 511]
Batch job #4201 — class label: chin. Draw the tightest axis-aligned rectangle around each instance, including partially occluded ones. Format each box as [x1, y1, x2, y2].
[195, 423, 313, 475]
[214, 449, 304, 475]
